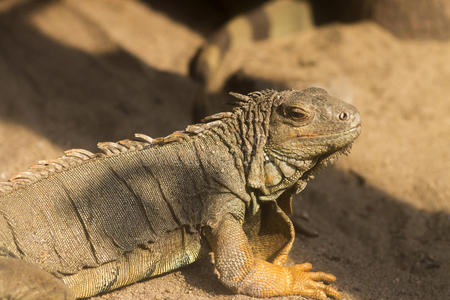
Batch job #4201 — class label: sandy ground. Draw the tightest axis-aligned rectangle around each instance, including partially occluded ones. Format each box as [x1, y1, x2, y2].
[0, 1, 449, 299]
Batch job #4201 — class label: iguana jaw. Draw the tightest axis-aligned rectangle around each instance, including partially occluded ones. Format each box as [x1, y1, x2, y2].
[265, 122, 360, 166]
[300, 143, 354, 182]
[263, 142, 351, 193]
[261, 123, 359, 197]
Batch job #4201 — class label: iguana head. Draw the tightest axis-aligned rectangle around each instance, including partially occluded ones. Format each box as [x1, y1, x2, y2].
[229, 88, 361, 258]
[229, 87, 360, 191]
[266, 87, 361, 164]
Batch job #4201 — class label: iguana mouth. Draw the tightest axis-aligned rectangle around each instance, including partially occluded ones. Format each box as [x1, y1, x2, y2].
[296, 125, 361, 141]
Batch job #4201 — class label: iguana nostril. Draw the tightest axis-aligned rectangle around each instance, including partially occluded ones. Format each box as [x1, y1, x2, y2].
[338, 111, 349, 121]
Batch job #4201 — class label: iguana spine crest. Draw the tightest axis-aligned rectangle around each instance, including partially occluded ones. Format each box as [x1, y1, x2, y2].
[0, 90, 278, 195]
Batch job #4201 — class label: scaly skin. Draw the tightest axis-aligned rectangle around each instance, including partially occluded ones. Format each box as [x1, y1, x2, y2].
[210, 214, 341, 299]
[0, 88, 360, 299]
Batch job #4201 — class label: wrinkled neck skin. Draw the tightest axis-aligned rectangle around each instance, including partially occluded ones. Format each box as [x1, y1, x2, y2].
[215, 93, 320, 208]
[212, 116, 313, 208]
[259, 147, 317, 201]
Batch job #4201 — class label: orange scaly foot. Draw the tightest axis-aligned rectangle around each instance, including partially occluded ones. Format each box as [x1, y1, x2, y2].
[210, 214, 341, 299]
[237, 259, 340, 299]
[288, 262, 341, 299]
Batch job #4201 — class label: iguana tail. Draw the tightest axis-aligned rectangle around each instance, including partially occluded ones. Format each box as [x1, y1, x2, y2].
[190, 0, 314, 92]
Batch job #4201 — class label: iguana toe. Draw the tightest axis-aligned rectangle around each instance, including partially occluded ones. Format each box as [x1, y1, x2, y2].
[289, 264, 341, 299]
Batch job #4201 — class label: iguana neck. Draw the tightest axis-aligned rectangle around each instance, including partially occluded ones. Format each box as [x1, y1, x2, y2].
[258, 150, 317, 200]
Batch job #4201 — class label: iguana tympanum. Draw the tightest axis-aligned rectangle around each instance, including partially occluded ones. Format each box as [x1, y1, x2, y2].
[0, 88, 360, 299]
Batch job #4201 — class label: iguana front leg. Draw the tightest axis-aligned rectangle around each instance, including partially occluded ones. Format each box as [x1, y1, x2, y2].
[208, 214, 341, 299]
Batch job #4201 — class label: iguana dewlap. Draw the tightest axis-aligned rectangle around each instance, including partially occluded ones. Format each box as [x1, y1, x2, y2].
[0, 88, 360, 299]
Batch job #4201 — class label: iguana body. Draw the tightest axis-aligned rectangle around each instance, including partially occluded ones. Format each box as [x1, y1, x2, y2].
[0, 88, 360, 299]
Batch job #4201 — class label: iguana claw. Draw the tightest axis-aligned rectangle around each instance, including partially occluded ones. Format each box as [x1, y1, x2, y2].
[289, 263, 341, 299]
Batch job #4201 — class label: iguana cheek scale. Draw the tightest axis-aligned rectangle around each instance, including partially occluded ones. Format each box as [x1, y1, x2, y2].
[0, 87, 360, 299]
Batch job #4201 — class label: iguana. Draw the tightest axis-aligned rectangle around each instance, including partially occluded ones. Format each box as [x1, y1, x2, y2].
[0, 87, 360, 299]
[190, 0, 314, 92]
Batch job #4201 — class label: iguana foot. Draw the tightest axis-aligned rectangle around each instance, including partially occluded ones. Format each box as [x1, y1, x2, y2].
[239, 259, 341, 299]
[211, 214, 342, 299]
[287, 262, 341, 299]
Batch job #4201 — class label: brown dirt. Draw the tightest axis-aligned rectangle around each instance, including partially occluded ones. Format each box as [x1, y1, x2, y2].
[0, 1, 449, 300]
[369, 0, 450, 40]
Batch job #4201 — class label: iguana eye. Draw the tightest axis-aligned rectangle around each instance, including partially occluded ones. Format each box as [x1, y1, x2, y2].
[281, 106, 309, 122]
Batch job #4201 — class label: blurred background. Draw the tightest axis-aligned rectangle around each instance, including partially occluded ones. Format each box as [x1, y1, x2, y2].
[0, 0, 449, 299]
